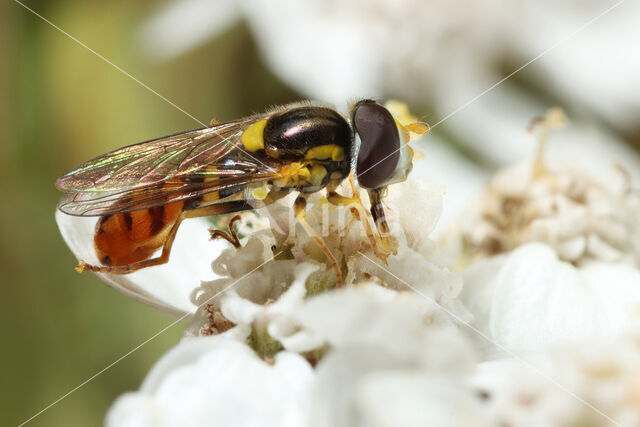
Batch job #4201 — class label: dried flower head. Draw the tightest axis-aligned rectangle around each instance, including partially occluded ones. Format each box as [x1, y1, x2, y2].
[459, 108, 640, 267]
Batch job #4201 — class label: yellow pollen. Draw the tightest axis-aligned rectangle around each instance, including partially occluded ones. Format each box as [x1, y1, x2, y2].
[274, 162, 311, 187]
[309, 164, 327, 187]
[252, 185, 269, 200]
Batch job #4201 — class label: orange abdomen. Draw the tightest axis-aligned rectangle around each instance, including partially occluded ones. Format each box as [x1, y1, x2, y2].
[94, 201, 184, 266]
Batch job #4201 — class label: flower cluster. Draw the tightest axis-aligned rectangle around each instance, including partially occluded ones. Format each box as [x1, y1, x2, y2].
[452, 111, 640, 357]
[460, 158, 640, 266]
[474, 325, 640, 427]
[106, 176, 484, 426]
[186, 177, 469, 351]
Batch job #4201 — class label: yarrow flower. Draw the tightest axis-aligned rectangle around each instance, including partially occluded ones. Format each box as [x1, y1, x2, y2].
[107, 284, 484, 427]
[103, 156, 483, 425]
[460, 109, 640, 265]
[451, 109, 640, 355]
[185, 175, 469, 346]
[106, 338, 314, 427]
[473, 323, 640, 427]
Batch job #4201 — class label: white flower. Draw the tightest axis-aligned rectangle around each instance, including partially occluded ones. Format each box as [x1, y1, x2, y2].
[187, 256, 325, 352]
[108, 284, 488, 427]
[54, 0, 640, 421]
[295, 285, 486, 427]
[462, 162, 640, 266]
[505, 0, 640, 132]
[137, 0, 640, 175]
[186, 178, 471, 352]
[104, 167, 490, 425]
[105, 337, 313, 427]
[462, 242, 640, 356]
[452, 113, 640, 355]
[473, 327, 640, 427]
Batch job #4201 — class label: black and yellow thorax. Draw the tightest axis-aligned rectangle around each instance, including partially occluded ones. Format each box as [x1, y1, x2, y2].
[241, 106, 353, 193]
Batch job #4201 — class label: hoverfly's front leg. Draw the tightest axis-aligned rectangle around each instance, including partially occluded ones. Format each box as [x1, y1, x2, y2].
[367, 187, 398, 256]
[294, 194, 344, 288]
[326, 174, 390, 263]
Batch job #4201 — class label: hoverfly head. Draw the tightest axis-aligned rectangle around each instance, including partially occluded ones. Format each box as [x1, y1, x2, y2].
[352, 100, 429, 190]
[351, 99, 430, 254]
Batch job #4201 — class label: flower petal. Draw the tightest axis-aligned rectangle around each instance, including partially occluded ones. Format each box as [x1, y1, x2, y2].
[299, 285, 478, 426]
[462, 243, 640, 356]
[354, 372, 492, 427]
[106, 337, 313, 427]
[472, 328, 640, 427]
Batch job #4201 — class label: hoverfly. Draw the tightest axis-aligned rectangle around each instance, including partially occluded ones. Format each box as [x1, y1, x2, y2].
[56, 100, 429, 287]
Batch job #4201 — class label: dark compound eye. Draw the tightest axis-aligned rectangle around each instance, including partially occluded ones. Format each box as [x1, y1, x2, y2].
[354, 102, 400, 189]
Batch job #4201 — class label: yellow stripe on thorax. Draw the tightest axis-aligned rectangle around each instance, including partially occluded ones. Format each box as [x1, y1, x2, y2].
[241, 119, 268, 152]
[304, 144, 345, 161]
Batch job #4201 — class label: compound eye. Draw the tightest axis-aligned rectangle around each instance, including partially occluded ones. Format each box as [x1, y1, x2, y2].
[354, 102, 400, 189]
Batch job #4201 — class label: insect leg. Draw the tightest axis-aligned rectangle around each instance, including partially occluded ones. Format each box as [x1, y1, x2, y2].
[209, 215, 242, 248]
[185, 200, 255, 249]
[199, 189, 291, 247]
[294, 194, 344, 288]
[367, 188, 398, 255]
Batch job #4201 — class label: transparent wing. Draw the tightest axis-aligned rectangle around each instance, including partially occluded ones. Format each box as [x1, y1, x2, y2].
[56, 114, 271, 193]
[57, 166, 277, 216]
[56, 114, 282, 216]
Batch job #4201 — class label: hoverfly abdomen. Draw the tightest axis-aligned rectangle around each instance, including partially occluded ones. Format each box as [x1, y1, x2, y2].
[94, 198, 184, 266]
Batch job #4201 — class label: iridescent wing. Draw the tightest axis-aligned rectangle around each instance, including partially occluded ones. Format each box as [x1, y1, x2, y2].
[57, 115, 274, 192]
[57, 114, 281, 216]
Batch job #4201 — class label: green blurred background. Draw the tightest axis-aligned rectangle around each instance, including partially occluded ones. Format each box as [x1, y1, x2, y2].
[2, 2, 299, 425]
